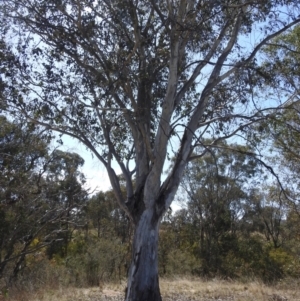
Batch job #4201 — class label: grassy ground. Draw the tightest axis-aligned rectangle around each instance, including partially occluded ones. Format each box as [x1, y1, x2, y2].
[6, 277, 300, 301]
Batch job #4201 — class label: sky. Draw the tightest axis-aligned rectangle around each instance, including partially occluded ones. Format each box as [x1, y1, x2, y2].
[57, 135, 184, 211]
[58, 135, 112, 193]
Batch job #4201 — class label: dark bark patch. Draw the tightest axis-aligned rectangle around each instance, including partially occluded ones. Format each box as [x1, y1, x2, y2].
[132, 248, 142, 278]
[126, 187, 146, 224]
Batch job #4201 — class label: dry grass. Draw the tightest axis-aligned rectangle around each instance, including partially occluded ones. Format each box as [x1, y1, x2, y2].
[5, 277, 300, 301]
[160, 277, 300, 301]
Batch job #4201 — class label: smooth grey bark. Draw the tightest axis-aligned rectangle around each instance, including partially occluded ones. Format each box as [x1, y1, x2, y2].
[125, 208, 161, 301]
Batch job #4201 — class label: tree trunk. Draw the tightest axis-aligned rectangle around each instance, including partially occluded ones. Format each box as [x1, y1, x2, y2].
[125, 208, 162, 301]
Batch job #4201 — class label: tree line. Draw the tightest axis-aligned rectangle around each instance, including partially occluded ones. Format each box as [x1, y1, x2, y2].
[0, 110, 299, 294]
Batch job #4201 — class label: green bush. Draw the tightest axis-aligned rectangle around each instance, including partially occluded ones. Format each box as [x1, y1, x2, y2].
[160, 249, 198, 275]
[65, 236, 129, 286]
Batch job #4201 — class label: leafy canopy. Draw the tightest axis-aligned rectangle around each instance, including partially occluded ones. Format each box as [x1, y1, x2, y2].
[1, 0, 300, 222]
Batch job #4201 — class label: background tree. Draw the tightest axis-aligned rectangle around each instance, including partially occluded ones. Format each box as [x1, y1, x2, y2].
[260, 25, 300, 207]
[180, 141, 259, 275]
[0, 116, 88, 288]
[44, 150, 88, 258]
[1, 1, 300, 300]
[258, 185, 289, 249]
[160, 148, 299, 281]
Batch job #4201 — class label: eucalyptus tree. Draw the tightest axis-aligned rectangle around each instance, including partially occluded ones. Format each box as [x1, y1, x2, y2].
[259, 26, 300, 209]
[44, 150, 88, 258]
[0, 116, 87, 286]
[1, 1, 300, 300]
[0, 116, 51, 285]
[260, 103, 300, 214]
[181, 141, 259, 274]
